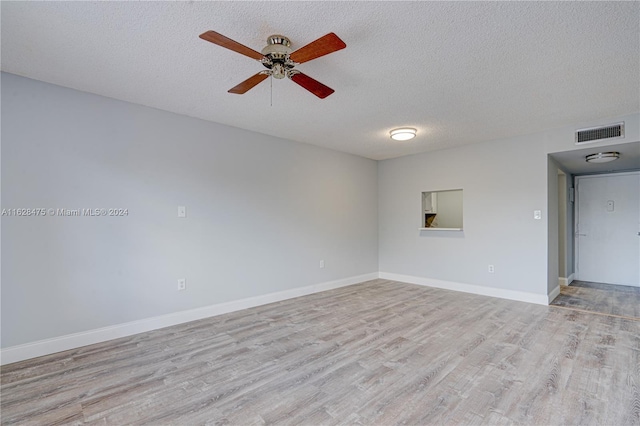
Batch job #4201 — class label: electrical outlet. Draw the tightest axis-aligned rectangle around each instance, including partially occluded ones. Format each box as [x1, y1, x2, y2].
[534, 210, 542, 220]
[178, 278, 186, 291]
[319, 260, 325, 269]
[488, 265, 495, 273]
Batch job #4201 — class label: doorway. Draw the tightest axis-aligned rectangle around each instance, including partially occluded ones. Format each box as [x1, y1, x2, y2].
[551, 171, 640, 319]
[549, 142, 640, 318]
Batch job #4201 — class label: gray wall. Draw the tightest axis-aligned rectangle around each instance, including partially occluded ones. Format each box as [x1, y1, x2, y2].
[1, 73, 378, 348]
[379, 135, 549, 296]
[547, 157, 560, 293]
[565, 174, 575, 278]
[558, 172, 567, 278]
[557, 170, 574, 280]
[379, 113, 639, 298]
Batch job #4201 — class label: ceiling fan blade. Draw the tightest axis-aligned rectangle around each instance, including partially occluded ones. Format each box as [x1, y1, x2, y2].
[289, 33, 346, 64]
[290, 72, 335, 99]
[199, 31, 265, 61]
[228, 73, 269, 94]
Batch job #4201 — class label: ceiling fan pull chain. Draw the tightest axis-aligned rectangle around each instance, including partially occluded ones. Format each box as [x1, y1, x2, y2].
[270, 75, 273, 107]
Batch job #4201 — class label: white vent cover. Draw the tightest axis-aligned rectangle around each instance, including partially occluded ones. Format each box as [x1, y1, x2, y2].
[575, 122, 624, 144]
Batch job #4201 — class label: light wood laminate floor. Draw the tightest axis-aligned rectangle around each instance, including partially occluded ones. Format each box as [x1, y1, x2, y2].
[551, 280, 640, 319]
[2, 279, 639, 425]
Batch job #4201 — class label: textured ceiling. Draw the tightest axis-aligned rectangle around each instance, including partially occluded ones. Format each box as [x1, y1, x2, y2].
[2, 1, 639, 160]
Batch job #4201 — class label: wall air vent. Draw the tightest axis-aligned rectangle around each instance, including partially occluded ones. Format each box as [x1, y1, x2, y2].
[575, 122, 624, 145]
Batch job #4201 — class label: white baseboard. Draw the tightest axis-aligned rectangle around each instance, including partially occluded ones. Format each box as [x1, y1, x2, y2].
[379, 272, 549, 306]
[558, 274, 575, 287]
[1, 272, 378, 365]
[547, 285, 561, 304]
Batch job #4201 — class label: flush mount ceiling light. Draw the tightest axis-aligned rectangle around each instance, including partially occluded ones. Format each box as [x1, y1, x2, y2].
[389, 128, 417, 141]
[585, 152, 620, 163]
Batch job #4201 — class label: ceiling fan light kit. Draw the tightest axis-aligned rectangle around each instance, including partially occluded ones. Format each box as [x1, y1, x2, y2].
[585, 151, 620, 163]
[390, 128, 417, 141]
[199, 31, 346, 99]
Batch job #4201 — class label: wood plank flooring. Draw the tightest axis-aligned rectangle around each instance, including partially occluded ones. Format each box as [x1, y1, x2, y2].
[2, 279, 639, 425]
[551, 280, 640, 319]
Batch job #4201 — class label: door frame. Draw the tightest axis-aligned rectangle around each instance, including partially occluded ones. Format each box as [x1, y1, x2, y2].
[574, 171, 640, 283]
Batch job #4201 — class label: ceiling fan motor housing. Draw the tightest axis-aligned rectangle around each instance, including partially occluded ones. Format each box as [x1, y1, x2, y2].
[261, 35, 294, 79]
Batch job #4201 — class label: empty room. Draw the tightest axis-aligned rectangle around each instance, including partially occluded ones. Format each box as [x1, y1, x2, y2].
[1, 1, 639, 425]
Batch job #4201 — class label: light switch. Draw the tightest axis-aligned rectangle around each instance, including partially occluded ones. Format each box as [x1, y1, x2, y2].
[178, 206, 186, 218]
[534, 210, 542, 220]
[606, 200, 614, 212]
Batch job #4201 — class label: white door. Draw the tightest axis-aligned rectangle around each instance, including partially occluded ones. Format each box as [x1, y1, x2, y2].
[576, 172, 640, 287]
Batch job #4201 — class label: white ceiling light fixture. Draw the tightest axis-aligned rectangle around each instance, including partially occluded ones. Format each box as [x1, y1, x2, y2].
[585, 152, 620, 163]
[390, 128, 417, 141]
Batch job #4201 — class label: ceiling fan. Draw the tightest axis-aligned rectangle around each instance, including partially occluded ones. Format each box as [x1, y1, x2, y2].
[199, 31, 346, 99]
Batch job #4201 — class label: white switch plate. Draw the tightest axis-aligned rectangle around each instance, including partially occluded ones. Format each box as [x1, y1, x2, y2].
[606, 200, 614, 212]
[178, 206, 186, 218]
[319, 260, 325, 269]
[178, 278, 186, 291]
[534, 210, 542, 220]
[488, 264, 495, 273]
